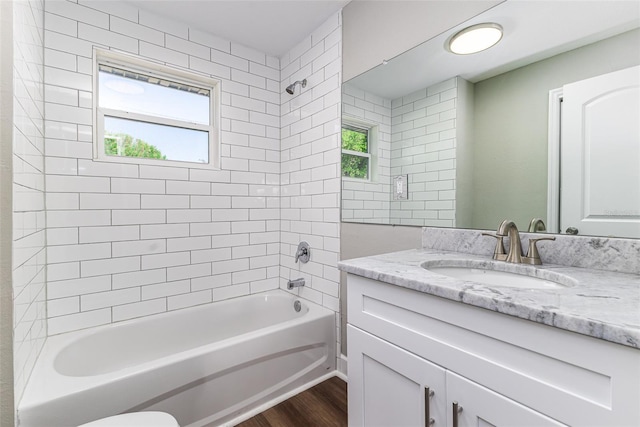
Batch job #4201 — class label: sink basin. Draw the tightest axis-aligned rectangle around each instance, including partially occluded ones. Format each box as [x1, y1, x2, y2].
[427, 266, 564, 289]
[421, 260, 576, 289]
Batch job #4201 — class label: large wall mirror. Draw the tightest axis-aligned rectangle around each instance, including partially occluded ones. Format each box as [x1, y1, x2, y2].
[340, 1, 640, 238]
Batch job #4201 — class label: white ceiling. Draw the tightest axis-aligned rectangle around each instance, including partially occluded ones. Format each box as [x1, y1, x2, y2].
[125, 0, 350, 57]
[348, 0, 640, 100]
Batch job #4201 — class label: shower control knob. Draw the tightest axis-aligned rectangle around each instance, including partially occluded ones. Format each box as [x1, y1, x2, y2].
[294, 241, 311, 263]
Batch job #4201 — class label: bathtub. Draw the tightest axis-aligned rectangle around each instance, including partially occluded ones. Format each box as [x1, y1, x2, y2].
[18, 291, 336, 427]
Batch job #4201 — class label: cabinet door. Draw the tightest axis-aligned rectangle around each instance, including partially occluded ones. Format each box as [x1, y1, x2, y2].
[446, 371, 566, 427]
[348, 325, 446, 427]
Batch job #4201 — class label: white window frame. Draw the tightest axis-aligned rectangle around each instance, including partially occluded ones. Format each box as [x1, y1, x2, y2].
[341, 116, 378, 182]
[93, 48, 221, 169]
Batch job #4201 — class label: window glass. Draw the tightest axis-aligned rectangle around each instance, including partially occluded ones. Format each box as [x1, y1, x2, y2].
[342, 126, 368, 152]
[104, 116, 209, 164]
[341, 153, 369, 179]
[99, 65, 210, 125]
[342, 125, 370, 179]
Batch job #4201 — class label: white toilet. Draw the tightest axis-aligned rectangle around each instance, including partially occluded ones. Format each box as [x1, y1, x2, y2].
[78, 411, 179, 427]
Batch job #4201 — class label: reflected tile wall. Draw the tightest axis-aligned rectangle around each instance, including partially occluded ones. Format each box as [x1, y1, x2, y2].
[390, 77, 459, 227]
[341, 85, 392, 224]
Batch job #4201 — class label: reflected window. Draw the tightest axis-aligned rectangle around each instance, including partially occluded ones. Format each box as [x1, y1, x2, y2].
[95, 50, 219, 168]
[342, 124, 371, 179]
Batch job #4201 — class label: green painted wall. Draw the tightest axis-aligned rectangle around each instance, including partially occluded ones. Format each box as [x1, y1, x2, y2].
[471, 29, 640, 230]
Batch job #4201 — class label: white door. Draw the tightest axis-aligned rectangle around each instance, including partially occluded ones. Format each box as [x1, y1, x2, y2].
[347, 325, 446, 427]
[560, 65, 640, 238]
[446, 371, 567, 427]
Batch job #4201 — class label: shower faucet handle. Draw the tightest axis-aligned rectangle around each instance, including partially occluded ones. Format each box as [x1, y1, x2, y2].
[294, 241, 310, 264]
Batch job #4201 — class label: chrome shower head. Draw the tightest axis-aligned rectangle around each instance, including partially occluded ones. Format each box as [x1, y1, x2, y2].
[286, 79, 307, 95]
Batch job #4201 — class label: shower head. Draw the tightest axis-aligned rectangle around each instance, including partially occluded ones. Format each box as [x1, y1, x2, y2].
[286, 79, 307, 95]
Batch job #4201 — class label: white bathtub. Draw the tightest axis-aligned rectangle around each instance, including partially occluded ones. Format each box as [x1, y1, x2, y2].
[18, 291, 336, 427]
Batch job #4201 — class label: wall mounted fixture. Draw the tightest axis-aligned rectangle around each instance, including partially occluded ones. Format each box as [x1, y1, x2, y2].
[286, 79, 307, 95]
[447, 23, 503, 55]
[287, 278, 305, 290]
[294, 241, 310, 263]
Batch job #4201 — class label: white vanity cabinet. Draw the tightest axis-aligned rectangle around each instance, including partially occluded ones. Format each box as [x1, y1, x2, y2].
[348, 326, 565, 426]
[347, 275, 640, 427]
[445, 371, 564, 427]
[348, 326, 446, 426]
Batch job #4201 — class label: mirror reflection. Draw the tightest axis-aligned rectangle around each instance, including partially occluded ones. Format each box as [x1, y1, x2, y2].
[341, 1, 640, 238]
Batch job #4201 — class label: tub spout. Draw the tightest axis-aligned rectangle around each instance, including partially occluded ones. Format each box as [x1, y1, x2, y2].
[287, 278, 305, 289]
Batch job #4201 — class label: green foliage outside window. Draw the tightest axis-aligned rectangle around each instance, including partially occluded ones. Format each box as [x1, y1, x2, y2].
[105, 133, 167, 160]
[342, 127, 369, 179]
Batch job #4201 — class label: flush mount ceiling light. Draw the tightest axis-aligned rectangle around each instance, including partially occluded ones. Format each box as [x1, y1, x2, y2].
[447, 23, 503, 55]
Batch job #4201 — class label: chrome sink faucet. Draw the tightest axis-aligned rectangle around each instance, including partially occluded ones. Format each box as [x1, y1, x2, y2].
[498, 220, 523, 264]
[528, 217, 546, 232]
[483, 219, 556, 265]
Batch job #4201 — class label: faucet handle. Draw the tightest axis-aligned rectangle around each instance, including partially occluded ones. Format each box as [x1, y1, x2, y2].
[524, 236, 556, 265]
[294, 241, 310, 264]
[482, 232, 507, 261]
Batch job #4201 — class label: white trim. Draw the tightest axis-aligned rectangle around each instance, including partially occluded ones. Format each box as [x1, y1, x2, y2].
[335, 370, 348, 383]
[547, 87, 563, 234]
[342, 148, 371, 159]
[337, 353, 348, 379]
[342, 114, 377, 130]
[92, 48, 221, 169]
[99, 109, 212, 132]
[96, 48, 216, 89]
[342, 176, 371, 183]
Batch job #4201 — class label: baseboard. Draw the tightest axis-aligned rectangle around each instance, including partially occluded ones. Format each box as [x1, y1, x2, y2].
[334, 370, 347, 382]
[337, 354, 348, 380]
[223, 371, 342, 426]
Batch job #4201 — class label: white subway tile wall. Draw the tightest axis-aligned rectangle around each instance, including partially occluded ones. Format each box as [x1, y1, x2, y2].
[341, 85, 392, 223]
[13, 0, 47, 401]
[44, 0, 283, 334]
[389, 77, 458, 226]
[43, 0, 344, 367]
[340, 78, 459, 227]
[279, 12, 342, 358]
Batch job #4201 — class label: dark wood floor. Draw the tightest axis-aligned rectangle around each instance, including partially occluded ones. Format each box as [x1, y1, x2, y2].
[237, 376, 347, 427]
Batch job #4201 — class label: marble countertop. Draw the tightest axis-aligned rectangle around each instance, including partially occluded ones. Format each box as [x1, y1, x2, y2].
[338, 249, 640, 349]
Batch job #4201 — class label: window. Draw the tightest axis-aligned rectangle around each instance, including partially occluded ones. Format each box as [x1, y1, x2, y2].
[341, 124, 371, 179]
[94, 49, 219, 168]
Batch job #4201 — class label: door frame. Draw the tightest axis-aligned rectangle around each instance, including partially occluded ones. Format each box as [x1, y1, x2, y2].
[546, 87, 563, 234]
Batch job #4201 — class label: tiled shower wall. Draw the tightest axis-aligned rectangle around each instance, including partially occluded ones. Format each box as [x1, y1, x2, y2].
[390, 77, 458, 226]
[341, 84, 392, 224]
[43, 0, 343, 362]
[13, 0, 47, 400]
[43, 0, 284, 334]
[279, 13, 342, 350]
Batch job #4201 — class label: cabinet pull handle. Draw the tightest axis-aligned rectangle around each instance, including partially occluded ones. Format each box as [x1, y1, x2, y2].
[425, 387, 435, 426]
[452, 401, 463, 427]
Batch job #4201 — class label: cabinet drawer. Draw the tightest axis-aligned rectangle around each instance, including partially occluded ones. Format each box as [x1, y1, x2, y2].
[446, 371, 566, 427]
